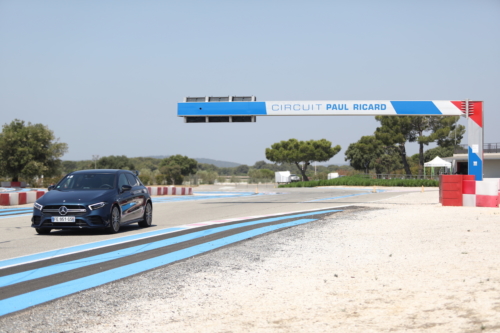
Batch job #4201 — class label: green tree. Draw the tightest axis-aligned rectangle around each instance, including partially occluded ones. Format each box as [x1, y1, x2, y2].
[265, 139, 341, 181]
[375, 116, 464, 176]
[197, 163, 219, 172]
[234, 164, 249, 175]
[159, 154, 198, 185]
[373, 146, 403, 174]
[197, 170, 218, 184]
[248, 168, 274, 183]
[375, 116, 415, 175]
[423, 146, 454, 162]
[97, 155, 135, 170]
[410, 116, 464, 176]
[0, 119, 68, 182]
[138, 168, 152, 185]
[252, 161, 267, 169]
[344, 136, 384, 173]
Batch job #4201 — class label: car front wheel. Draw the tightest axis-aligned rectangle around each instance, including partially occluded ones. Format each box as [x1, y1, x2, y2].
[107, 206, 121, 234]
[138, 202, 152, 228]
[35, 228, 51, 235]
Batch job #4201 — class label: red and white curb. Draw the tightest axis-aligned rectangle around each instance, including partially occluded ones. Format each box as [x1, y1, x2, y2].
[0, 191, 46, 206]
[147, 186, 192, 196]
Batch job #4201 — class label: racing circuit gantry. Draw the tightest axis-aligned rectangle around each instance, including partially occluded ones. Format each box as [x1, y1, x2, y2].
[177, 97, 484, 180]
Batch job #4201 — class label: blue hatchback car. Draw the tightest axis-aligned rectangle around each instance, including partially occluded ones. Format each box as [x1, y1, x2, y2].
[31, 169, 153, 234]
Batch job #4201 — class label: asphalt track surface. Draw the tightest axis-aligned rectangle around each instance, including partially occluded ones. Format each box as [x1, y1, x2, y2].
[0, 185, 406, 318]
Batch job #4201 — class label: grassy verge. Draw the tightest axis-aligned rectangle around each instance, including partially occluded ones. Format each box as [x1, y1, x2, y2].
[278, 176, 439, 188]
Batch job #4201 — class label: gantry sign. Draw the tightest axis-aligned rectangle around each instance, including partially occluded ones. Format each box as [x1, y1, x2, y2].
[177, 97, 484, 180]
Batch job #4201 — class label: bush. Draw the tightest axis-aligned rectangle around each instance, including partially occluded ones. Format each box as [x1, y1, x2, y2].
[278, 176, 439, 188]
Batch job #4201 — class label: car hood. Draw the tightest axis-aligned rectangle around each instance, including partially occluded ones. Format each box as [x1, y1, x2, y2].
[38, 189, 114, 205]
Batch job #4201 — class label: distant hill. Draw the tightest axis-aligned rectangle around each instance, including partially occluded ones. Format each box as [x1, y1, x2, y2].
[148, 156, 241, 168]
[194, 158, 242, 168]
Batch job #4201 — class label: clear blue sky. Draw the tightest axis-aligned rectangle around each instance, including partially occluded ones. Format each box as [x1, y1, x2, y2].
[1, 0, 499, 166]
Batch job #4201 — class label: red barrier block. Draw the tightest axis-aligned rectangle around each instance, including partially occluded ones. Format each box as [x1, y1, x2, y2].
[18, 192, 27, 205]
[172, 187, 176, 195]
[0, 193, 9, 206]
[441, 175, 464, 183]
[157, 187, 163, 195]
[188, 188, 192, 195]
[476, 195, 499, 207]
[147, 187, 152, 195]
[36, 191, 45, 199]
[462, 180, 476, 194]
[463, 175, 475, 181]
[181, 188, 185, 195]
[440, 175, 463, 206]
[163, 187, 168, 195]
[442, 198, 462, 206]
[442, 190, 462, 199]
[442, 182, 462, 192]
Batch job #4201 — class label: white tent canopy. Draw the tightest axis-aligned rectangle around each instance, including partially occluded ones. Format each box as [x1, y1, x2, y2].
[424, 156, 451, 168]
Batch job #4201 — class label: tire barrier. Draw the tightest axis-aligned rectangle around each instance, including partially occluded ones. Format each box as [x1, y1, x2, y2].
[0, 191, 46, 206]
[0, 182, 27, 188]
[147, 186, 193, 196]
[440, 175, 499, 207]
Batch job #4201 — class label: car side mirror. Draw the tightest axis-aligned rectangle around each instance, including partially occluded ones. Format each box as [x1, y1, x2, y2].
[121, 184, 132, 193]
[48, 185, 55, 191]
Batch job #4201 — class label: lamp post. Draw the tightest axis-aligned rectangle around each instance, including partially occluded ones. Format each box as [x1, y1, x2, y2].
[92, 155, 99, 169]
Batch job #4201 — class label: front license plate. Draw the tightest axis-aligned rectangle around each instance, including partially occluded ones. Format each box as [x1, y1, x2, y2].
[52, 216, 76, 223]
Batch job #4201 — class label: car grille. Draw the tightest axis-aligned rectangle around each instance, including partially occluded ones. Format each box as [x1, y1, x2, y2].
[42, 205, 87, 216]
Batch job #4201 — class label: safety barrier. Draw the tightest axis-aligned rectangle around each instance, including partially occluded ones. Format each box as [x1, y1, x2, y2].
[147, 186, 193, 196]
[0, 191, 46, 206]
[440, 175, 499, 208]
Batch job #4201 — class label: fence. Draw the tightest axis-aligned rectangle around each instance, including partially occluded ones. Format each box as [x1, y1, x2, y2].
[361, 173, 446, 181]
[454, 143, 500, 154]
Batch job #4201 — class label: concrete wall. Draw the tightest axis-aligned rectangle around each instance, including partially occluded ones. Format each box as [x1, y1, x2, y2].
[485, 160, 500, 178]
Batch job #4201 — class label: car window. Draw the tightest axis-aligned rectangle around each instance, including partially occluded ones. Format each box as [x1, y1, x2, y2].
[56, 173, 116, 190]
[125, 173, 139, 187]
[118, 174, 129, 189]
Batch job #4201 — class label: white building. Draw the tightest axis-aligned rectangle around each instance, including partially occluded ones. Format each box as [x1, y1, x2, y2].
[443, 143, 500, 178]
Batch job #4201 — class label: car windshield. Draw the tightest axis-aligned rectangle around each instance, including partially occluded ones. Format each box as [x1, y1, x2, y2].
[56, 173, 116, 190]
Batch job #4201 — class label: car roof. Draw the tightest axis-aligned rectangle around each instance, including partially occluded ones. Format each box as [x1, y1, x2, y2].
[70, 169, 133, 174]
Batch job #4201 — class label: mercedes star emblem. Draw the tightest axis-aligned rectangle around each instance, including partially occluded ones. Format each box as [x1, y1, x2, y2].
[59, 206, 68, 216]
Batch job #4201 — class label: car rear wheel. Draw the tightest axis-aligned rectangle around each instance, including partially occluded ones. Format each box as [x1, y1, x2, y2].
[138, 202, 152, 228]
[107, 206, 121, 234]
[35, 228, 51, 235]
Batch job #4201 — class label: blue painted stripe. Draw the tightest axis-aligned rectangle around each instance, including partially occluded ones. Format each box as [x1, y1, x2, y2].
[468, 147, 483, 181]
[0, 227, 184, 269]
[0, 218, 316, 316]
[391, 101, 442, 115]
[178, 102, 267, 116]
[0, 209, 32, 216]
[0, 209, 339, 268]
[0, 210, 340, 287]
[0, 207, 34, 212]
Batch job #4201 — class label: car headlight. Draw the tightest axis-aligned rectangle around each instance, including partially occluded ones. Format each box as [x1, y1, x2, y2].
[88, 202, 107, 210]
[34, 202, 43, 211]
